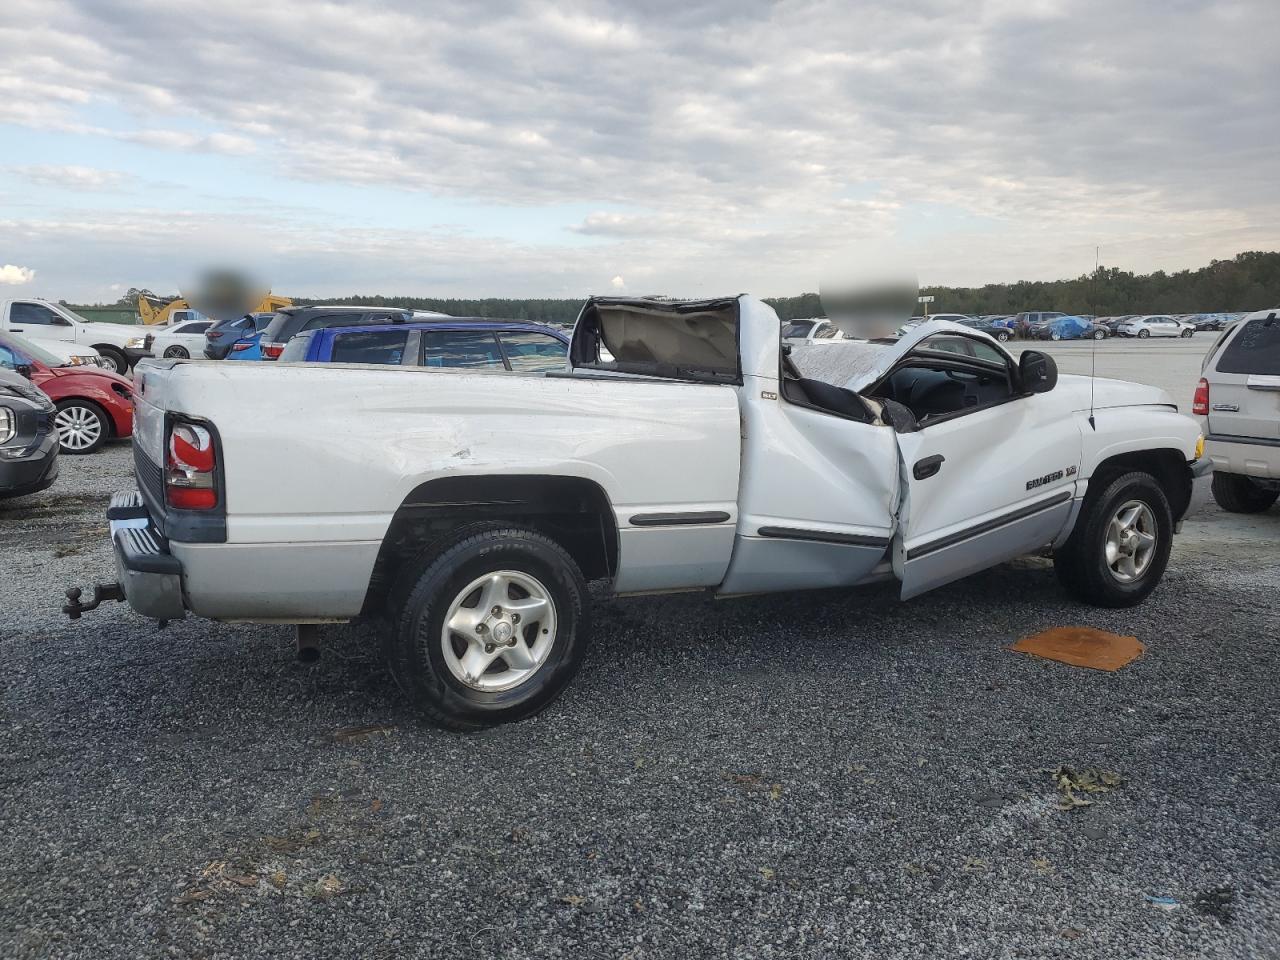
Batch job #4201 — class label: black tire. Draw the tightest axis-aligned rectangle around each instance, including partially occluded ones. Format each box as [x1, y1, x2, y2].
[387, 524, 589, 730]
[1054, 471, 1174, 608]
[163, 345, 190, 359]
[1092, 329, 1106, 340]
[94, 346, 128, 373]
[1211, 472, 1279, 514]
[53, 399, 110, 454]
[1180, 328, 1193, 338]
[1137, 329, 1150, 339]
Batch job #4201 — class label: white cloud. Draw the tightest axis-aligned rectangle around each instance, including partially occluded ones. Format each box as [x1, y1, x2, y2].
[0, 264, 36, 285]
[0, 0, 1276, 298]
[610, 274, 625, 289]
[11, 165, 129, 191]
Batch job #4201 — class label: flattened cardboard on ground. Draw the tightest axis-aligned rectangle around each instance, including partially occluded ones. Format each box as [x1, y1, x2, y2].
[1011, 627, 1144, 671]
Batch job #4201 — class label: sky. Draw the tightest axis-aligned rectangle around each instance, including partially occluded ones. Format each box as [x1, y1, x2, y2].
[1, 0, 1277, 303]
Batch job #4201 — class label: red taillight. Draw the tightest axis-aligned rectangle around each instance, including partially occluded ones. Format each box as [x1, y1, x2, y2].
[262, 342, 283, 359]
[1192, 378, 1209, 416]
[207, 331, 223, 340]
[166, 421, 218, 510]
[232, 341, 252, 351]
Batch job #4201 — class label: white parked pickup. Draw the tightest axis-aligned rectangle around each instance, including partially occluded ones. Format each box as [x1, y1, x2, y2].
[71, 296, 1212, 728]
[0, 298, 139, 373]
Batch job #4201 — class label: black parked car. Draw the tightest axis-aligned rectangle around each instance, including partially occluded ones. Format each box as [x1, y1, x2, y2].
[953, 316, 1013, 342]
[257, 305, 449, 360]
[0, 366, 58, 498]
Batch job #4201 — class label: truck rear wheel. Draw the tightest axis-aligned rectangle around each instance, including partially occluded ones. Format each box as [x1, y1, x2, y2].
[1212, 472, 1279, 513]
[1054, 471, 1173, 608]
[387, 524, 589, 730]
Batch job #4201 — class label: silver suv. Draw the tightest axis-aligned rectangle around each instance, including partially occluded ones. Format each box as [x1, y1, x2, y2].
[1195, 308, 1280, 513]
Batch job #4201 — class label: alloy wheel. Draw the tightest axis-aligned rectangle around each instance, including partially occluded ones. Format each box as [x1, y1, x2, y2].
[440, 570, 558, 692]
[1104, 500, 1157, 583]
[54, 405, 103, 451]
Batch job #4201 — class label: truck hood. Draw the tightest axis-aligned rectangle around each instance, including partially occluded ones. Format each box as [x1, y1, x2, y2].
[1053, 374, 1177, 412]
[75, 320, 136, 343]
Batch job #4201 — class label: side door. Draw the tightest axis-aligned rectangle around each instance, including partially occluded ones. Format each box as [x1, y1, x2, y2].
[175, 321, 213, 353]
[5, 301, 75, 344]
[496, 330, 569, 372]
[718, 344, 901, 596]
[420, 330, 507, 370]
[886, 334, 1082, 599]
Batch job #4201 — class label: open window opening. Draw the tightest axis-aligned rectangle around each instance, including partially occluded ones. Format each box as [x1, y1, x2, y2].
[782, 329, 1016, 430]
[570, 296, 742, 384]
[864, 335, 1015, 426]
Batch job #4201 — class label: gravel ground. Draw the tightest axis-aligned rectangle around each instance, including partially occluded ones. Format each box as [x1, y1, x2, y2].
[2, 441, 1279, 960]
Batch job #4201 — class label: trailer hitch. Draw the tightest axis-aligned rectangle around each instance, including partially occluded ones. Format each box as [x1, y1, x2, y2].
[63, 583, 125, 619]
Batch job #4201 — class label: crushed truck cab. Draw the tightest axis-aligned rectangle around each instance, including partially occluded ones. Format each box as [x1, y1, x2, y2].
[70, 295, 1211, 728]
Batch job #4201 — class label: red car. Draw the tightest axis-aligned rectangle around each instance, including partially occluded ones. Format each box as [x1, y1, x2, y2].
[0, 331, 133, 454]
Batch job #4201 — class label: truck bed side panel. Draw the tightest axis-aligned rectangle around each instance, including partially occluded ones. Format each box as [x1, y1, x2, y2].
[133, 362, 742, 616]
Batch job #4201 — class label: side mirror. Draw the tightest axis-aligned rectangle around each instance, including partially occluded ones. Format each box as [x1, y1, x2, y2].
[14, 363, 34, 379]
[1019, 350, 1057, 394]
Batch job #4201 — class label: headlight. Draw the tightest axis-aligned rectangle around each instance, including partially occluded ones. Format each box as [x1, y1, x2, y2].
[126, 337, 147, 348]
[66, 354, 96, 366]
[0, 407, 14, 444]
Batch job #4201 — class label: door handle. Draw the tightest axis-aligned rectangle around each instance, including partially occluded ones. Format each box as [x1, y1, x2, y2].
[913, 454, 945, 480]
[10, 328, 22, 332]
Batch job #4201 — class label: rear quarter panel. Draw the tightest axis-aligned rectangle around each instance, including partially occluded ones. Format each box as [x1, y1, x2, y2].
[138, 362, 743, 613]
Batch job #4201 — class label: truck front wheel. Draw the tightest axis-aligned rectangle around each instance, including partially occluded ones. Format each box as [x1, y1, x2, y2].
[93, 346, 128, 373]
[388, 525, 589, 730]
[1054, 471, 1173, 607]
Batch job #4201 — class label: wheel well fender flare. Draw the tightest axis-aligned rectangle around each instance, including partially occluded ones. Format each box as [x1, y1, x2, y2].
[1085, 448, 1192, 519]
[364, 474, 620, 614]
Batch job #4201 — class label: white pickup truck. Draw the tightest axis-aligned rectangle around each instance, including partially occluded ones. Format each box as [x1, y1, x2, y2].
[0, 298, 138, 373]
[70, 295, 1211, 728]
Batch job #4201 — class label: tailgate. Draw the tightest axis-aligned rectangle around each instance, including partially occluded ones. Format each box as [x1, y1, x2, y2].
[1206, 315, 1280, 440]
[130, 362, 179, 519]
[1207, 376, 1280, 440]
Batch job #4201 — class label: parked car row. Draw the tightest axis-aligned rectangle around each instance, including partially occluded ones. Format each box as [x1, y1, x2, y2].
[0, 331, 133, 456]
[799, 310, 1249, 344]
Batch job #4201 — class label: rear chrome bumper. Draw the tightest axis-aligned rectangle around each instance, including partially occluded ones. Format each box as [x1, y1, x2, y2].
[108, 491, 187, 621]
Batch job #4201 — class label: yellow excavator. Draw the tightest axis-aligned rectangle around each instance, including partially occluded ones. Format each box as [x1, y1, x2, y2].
[136, 292, 293, 325]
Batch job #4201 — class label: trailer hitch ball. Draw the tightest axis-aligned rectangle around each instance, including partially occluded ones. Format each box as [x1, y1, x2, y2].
[62, 583, 125, 620]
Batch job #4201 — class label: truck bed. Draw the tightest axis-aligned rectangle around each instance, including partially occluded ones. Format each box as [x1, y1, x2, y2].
[130, 359, 743, 617]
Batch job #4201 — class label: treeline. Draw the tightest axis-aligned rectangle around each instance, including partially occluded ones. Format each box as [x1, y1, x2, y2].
[927, 250, 1280, 318]
[297, 251, 1280, 322]
[296, 295, 587, 326]
[83, 250, 1280, 323]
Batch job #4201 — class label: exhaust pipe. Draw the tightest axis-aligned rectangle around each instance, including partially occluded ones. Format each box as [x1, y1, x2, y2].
[295, 624, 321, 664]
